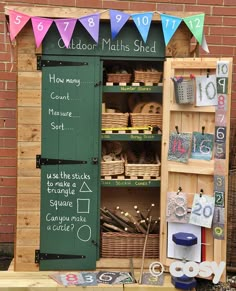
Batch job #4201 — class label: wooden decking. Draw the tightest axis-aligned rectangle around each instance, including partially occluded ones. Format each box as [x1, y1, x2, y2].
[0, 270, 182, 290]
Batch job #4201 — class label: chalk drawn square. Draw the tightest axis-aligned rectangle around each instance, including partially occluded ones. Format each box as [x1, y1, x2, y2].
[77, 199, 90, 213]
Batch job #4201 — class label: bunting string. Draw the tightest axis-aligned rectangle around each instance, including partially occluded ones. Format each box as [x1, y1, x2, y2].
[6, 9, 209, 52]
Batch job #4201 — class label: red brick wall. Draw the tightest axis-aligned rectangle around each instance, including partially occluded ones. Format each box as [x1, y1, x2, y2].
[0, 0, 235, 244]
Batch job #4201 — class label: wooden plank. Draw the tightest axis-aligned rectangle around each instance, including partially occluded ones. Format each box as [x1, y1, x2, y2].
[18, 125, 41, 142]
[0, 269, 176, 289]
[16, 211, 40, 228]
[18, 142, 40, 159]
[16, 228, 40, 246]
[18, 159, 40, 177]
[17, 177, 40, 194]
[18, 72, 41, 90]
[18, 54, 38, 72]
[14, 246, 40, 272]
[168, 160, 214, 175]
[18, 107, 41, 124]
[5, 6, 199, 20]
[17, 194, 40, 210]
[97, 258, 157, 270]
[18, 89, 41, 107]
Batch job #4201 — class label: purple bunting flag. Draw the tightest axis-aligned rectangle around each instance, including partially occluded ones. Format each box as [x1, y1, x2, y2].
[132, 12, 153, 43]
[109, 10, 130, 40]
[31, 17, 53, 48]
[79, 13, 100, 43]
[55, 18, 77, 48]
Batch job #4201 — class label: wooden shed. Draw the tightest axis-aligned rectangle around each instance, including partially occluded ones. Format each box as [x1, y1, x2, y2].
[4, 5, 233, 288]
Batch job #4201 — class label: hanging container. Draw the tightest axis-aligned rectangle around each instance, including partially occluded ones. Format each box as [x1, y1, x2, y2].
[172, 78, 195, 105]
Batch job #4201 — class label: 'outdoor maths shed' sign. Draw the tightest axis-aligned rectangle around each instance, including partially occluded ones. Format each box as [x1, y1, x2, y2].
[43, 22, 165, 58]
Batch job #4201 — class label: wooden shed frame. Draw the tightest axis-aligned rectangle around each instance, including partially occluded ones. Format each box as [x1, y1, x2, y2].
[4, 6, 232, 285]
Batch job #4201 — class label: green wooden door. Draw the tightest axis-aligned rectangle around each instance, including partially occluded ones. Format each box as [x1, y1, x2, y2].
[39, 55, 101, 270]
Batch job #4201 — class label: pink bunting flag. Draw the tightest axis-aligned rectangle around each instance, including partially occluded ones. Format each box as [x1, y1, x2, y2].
[54, 18, 77, 48]
[31, 17, 53, 48]
[9, 10, 30, 41]
[79, 13, 100, 43]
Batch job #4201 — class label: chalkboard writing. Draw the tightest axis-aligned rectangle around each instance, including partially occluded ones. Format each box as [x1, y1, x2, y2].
[47, 73, 81, 131]
[43, 22, 165, 58]
[44, 169, 92, 238]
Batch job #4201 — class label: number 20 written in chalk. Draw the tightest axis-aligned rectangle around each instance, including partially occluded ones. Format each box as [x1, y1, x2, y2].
[192, 203, 213, 218]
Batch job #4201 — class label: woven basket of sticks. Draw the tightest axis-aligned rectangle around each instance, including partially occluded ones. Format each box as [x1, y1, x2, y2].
[101, 232, 159, 258]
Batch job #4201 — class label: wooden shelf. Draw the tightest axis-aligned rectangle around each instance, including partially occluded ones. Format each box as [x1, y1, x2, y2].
[101, 178, 160, 187]
[103, 85, 163, 93]
[101, 133, 162, 141]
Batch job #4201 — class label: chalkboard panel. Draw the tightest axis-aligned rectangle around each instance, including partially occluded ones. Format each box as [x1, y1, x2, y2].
[43, 22, 165, 59]
[40, 55, 101, 270]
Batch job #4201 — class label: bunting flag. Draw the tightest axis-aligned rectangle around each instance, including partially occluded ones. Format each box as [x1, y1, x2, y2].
[160, 14, 182, 46]
[9, 10, 30, 41]
[79, 13, 100, 43]
[132, 12, 153, 43]
[183, 13, 205, 45]
[201, 34, 210, 53]
[55, 18, 77, 48]
[109, 10, 130, 40]
[8, 9, 208, 51]
[31, 17, 53, 48]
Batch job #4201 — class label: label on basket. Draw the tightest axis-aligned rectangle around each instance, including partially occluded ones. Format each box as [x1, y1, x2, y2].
[196, 75, 218, 106]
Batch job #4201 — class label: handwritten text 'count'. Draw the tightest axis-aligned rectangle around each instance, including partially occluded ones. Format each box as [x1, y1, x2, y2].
[49, 74, 81, 87]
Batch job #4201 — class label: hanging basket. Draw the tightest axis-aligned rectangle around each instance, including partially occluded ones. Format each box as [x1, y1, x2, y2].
[172, 78, 195, 105]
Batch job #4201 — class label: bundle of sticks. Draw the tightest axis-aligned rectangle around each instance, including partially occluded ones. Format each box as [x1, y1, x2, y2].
[100, 204, 159, 234]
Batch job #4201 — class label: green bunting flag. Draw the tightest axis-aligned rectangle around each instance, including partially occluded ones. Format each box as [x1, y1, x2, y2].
[183, 13, 205, 45]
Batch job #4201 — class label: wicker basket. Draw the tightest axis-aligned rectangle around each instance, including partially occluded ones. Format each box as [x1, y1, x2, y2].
[101, 157, 124, 176]
[172, 78, 195, 104]
[101, 232, 159, 258]
[134, 71, 162, 84]
[130, 113, 162, 129]
[107, 73, 132, 83]
[102, 113, 129, 128]
[125, 155, 161, 177]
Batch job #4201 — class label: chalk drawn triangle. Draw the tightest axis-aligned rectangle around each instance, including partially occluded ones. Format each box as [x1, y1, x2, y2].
[79, 181, 92, 192]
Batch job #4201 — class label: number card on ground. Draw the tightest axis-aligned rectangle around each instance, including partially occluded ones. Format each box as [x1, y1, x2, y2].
[189, 193, 215, 228]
